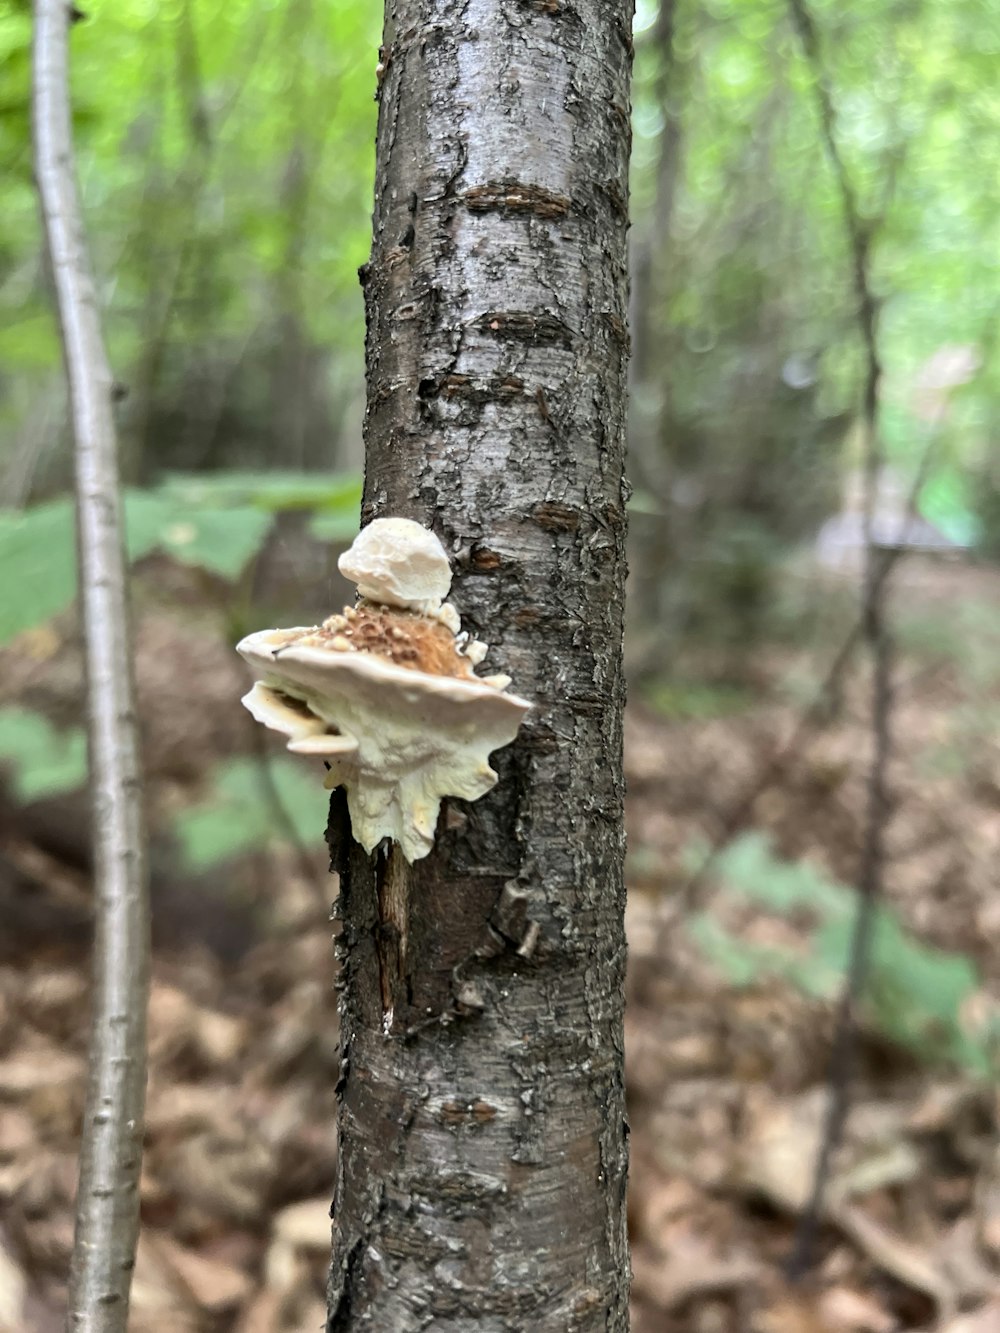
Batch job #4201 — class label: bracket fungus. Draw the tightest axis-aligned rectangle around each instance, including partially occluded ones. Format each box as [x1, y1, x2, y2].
[236, 518, 530, 862]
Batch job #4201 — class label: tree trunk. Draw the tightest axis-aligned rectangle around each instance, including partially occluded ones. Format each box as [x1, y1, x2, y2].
[627, 0, 684, 665]
[327, 3, 633, 1329]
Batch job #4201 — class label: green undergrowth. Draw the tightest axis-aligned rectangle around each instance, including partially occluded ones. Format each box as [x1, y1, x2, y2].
[0, 471, 361, 644]
[642, 676, 755, 721]
[0, 707, 88, 802]
[174, 757, 328, 869]
[689, 832, 997, 1078]
[0, 470, 358, 864]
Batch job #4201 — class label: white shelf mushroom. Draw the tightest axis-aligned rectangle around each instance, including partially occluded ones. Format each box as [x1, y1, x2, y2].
[237, 519, 530, 862]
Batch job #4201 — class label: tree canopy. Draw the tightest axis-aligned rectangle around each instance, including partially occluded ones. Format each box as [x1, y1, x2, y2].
[2, 0, 997, 545]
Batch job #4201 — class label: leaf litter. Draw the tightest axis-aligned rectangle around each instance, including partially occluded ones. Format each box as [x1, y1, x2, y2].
[0, 557, 999, 1329]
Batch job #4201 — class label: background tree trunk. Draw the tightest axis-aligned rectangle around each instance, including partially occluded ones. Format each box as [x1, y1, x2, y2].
[327, 2, 634, 1328]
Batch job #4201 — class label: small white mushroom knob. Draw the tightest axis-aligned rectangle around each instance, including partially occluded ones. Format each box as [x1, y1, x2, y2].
[338, 517, 452, 613]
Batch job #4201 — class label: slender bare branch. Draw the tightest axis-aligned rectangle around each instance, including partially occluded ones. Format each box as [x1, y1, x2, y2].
[670, 439, 939, 922]
[785, 0, 893, 1279]
[32, 2, 150, 1328]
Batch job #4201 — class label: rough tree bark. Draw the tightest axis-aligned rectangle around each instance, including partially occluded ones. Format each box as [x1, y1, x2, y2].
[327, 3, 633, 1329]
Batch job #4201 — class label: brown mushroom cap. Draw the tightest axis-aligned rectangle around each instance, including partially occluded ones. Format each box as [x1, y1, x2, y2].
[293, 604, 479, 679]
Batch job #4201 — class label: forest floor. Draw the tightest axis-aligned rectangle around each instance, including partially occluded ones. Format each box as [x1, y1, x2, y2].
[2, 554, 1000, 1332]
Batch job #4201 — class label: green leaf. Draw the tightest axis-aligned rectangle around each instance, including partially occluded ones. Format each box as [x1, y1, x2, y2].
[308, 508, 362, 542]
[163, 506, 273, 579]
[0, 500, 77, 643]
[0, 472, 356, 644]
[160, 470, 362, 516]
[0, 706, 87, 801]
[690, 832, 993, 1076]
[125, 491, 272, 579]
[174, 755, 327, 870]
[709, 831, 850, 920]
[689, 910, 844, 1001]
[643, 677, 753, 721]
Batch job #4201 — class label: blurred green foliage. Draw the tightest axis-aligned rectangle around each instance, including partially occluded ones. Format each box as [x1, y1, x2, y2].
[0, 471, 360, 642]
[1, 0, 996, 623]
[690, 833, 997, 1076]
[0, 468, 359, 870]
[0, 706, 87, 801]
[0, 0, 993, 521]
[628, 0, 1000, 653]
[174, 756, 328, 869]
[897, 596, 1000, 690]
[0, 709, 331, 866]
[0, 0, 379, 485]
[642, 676, 753, 720]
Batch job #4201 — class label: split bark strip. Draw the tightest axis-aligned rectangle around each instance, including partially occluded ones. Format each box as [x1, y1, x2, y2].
[785, 0, 893, 1280]
[326, 2, 633, 1329]
[32, 3, 150, 1328]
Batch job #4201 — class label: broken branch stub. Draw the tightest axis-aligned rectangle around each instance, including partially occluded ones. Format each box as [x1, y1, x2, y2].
[237, 518, 530, 862]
